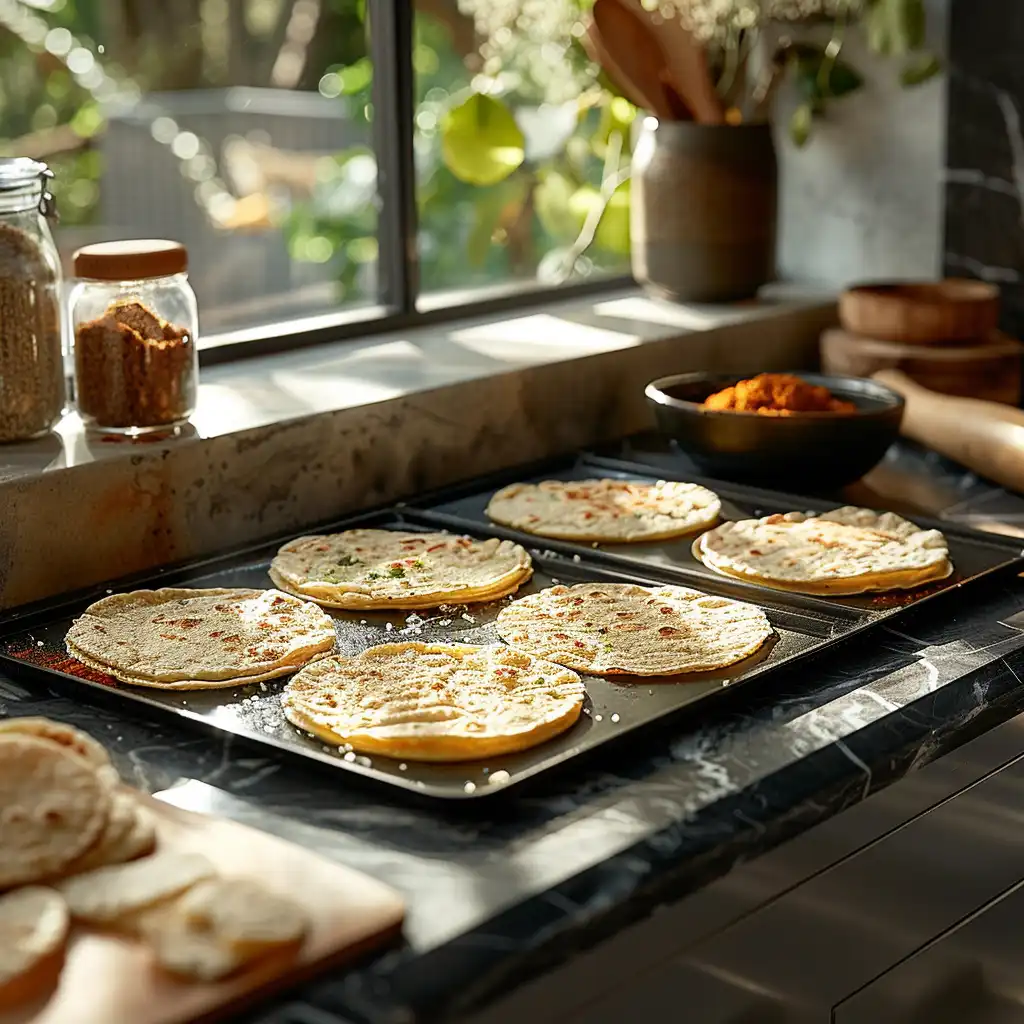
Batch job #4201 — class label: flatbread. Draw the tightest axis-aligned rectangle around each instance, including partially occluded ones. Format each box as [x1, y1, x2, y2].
[282, 642, 585, 761]
[143, 878, 307, 981]
[61, 789, 155, 875]
[269, 530, 532, 610]
[0, 735, 111, 889]
[57, 851, 216, 924]
[145, 915, 248, 982]
[0, 717, 112, 772]
[495, 583, 773, 676]
[65, 588, 337, 690]
[176, 878, 307, 955]
[0, 887, 69, 1010]
[695, 507, 953, 595]
[486, 478, 721, 542]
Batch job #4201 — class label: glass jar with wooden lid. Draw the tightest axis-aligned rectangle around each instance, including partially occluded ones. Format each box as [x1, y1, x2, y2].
[70, 239, 198, 434]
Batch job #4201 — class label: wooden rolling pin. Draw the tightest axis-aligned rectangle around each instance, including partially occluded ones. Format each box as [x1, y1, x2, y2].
[874, 369, 1024, 493]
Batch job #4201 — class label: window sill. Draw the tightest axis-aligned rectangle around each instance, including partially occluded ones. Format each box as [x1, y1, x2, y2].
[0, 283, 836, 609]
[4, 284, 833, 482]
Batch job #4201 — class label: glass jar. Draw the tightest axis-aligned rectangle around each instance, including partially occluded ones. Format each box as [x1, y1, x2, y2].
[0, 158, 65, 442]
[70, 239, 198, 434]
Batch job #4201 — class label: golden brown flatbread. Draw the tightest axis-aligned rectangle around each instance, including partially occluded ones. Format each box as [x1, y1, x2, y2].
[282, 642, 585, 761]
[486, 478, 720, 542]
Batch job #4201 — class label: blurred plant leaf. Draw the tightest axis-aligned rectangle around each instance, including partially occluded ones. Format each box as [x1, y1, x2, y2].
[338, 57, 372, 95]
[866, 0, 926, 56]
[441, 92, 525, 187]
[901, 53, 941, 86]
[789, 102, 813, 148]
[466, 177, 529, 267]
[535, 169, 582, 242]
[791, 43, 863, 102]
[70, 100, 103, 138]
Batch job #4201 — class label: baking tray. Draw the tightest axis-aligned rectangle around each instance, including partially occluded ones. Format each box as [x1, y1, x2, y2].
[411, 454, 1024, 618]
[0, 509, 862, 802]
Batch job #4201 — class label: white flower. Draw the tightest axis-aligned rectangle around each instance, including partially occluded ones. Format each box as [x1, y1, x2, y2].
[639, 0, 865, 42]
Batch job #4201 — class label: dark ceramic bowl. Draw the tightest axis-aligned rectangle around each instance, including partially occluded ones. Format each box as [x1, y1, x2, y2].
[645, 371, 904, 488]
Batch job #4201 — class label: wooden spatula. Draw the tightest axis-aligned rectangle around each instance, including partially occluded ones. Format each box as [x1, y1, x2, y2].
[612, 0, 726, 124]
[584, 11, 675, 119]
[591, 0, 690, 121]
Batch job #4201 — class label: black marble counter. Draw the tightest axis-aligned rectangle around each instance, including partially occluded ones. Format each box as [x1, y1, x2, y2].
[4, 439, 1024, 1024]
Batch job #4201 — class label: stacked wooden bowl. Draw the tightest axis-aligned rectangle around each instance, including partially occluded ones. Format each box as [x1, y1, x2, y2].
[821, 280, 1023, 405]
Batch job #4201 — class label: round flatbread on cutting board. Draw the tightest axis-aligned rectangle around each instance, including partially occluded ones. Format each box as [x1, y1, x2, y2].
[281, 642, 585, 762]
[65, 588, 336, 690]
[694, 507, 953, 596]
[269, 529, 532, 610]
[485, 478, 721, 543]
[495, 583, 773, 677]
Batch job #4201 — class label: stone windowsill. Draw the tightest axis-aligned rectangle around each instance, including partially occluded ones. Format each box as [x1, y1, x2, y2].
[0, 285, 837, 609]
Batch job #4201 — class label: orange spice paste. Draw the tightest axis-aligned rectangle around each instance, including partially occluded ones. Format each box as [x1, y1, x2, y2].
[703, 373, 856, 416]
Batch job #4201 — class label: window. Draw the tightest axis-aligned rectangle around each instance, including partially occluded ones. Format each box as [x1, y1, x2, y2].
[0, 1, 630, 356]
[412, 0, 632, 300]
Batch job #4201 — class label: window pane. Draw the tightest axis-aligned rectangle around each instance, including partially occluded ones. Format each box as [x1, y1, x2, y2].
[0, 0, 376, 336]
[412, 0, 632, 299]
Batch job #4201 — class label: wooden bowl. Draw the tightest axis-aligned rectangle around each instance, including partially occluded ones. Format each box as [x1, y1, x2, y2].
[839, 279, 1000, 344]
[645, 372, 904, 487]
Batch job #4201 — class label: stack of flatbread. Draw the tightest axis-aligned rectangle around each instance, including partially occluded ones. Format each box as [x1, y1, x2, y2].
[270, 529, 532, 609]
[282, 642, 585, 761]
[495, 583, 773, 676]
[65, 588, 336, 690]
[486, 478, 721, 542]
[695, 507, 953, 596]
[0, 717, 309, 1006]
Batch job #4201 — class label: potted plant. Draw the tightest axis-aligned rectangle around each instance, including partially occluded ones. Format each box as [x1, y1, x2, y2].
[587, 0, 940, 302]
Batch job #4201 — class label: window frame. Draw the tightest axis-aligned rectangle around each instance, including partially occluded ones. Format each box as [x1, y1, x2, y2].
[197, 0, 632, 365]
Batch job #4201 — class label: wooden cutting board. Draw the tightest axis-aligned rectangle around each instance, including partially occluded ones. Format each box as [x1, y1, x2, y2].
[2, 794, 405, 1024]
[821, 327, 1024, 405]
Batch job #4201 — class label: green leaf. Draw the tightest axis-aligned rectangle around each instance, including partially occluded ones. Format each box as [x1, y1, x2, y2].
[792, 44, 863, 102]
[535, 170, 582, 243]
[866, 0, 927, 56]
[338, 57, 372, 95]
[901, 53, 941, 86]
[441, 92, 525, 187]
[467, 178, 528, 267]
[70, 101, 104, 139]
[789, 103, 813, 148]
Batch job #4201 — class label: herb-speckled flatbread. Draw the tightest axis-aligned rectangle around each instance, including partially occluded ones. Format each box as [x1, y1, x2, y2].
[269, 530, 532, 610]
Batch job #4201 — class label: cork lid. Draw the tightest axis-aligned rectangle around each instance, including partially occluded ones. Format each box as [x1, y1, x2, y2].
[73, 239, 187, 281]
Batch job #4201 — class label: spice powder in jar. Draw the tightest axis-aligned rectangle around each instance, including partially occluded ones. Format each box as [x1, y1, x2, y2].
[0, 157, 65, 442]
[71, 239, 198, 433]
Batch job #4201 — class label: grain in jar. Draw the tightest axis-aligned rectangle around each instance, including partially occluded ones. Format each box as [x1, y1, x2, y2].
[0, 158, 65, 442]
[71, 240, 198, 434]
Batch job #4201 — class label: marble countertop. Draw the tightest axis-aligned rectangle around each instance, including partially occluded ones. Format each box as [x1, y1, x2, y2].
[3, 439, 1024, 1023]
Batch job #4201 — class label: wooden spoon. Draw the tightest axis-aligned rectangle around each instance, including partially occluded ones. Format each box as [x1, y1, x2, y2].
[590, 0, 683, 121]
[874, 369, 1024, 494]
[612, 0, 727, 124]
[583, 15, 674, 119]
